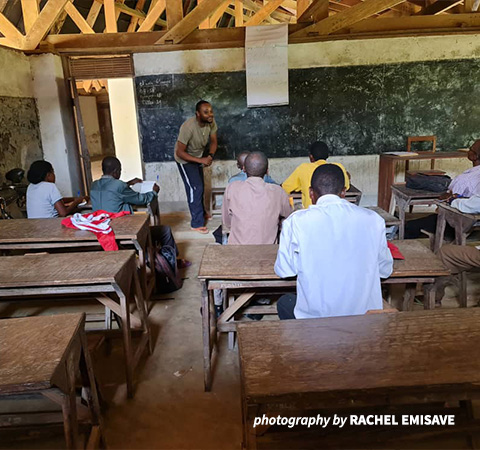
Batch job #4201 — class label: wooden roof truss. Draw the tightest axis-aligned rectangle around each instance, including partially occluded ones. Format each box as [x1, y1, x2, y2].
[0, 0, 479, 53]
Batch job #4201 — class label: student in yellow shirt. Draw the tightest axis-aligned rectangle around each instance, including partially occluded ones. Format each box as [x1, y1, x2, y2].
[282, 141, 350, 208]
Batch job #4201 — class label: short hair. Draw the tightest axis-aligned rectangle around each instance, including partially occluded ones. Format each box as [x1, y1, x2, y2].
[27, 160, 53, 184]
[102, 156, 121, 175]
[311, 164, 344, 197]
[245, 151, 268, 178]
[309, 141, 329, 161]
[471, 139, 480, 157]
[196, 100, 210, 112]
[236, 151, 251, 169]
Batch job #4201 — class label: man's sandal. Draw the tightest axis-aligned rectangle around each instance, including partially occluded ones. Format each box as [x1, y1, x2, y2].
[191, 227, 209, 234]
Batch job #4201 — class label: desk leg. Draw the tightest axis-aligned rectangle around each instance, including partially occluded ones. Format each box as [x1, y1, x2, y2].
[62, 345, 80, 449]
[402, 283, 416, 311]
[243, 403, 259, 450]
[434, 207, 446, 253]
[202, 280, 213, 392]
[132, 270, 152, 355]
[113, 283, 134, 398]
[78, 328, 106, 449]
[423, 283, 436, 310]
[378, 157, 395, 211]
[459, 271, 468, 308]
[396, 197, 408, 240]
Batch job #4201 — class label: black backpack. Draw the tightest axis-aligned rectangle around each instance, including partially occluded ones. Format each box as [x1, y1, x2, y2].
[406, 174, 451, 193]
[154, 245, 183, 293]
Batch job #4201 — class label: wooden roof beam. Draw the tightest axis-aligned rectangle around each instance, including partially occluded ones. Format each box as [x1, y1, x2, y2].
[156, 0, 227, 44]
[166, 0, 184, 28]
[235, 0, 244, 25]
[21, 0, 39, 33]
[415, 0, 464, 15]
[24, 0, 69, 50]
[298, 0, 328, 23]
[127, 0, 146, 32]
[343, 11, 480, 33]
[210, 0, 231, 27]
[65, 2, 95, 34]
[291, 0, 407, 37]
[244, 0, 285, 25]
[137, 0, 166, 31]
[0, 12, 25, 48]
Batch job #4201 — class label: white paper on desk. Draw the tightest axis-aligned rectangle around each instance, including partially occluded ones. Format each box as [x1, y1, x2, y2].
[130, 181, 155, 194]
[382, 152, 419, 156]
[246, 24, 288, 108]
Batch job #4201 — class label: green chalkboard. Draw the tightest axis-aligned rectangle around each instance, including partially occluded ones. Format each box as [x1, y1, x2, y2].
[135, 58, 480, 163]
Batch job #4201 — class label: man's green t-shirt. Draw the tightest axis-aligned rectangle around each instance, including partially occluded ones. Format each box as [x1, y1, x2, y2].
[174, 117, 218, 164]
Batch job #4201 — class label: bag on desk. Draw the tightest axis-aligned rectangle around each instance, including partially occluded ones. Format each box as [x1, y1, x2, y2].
[406, 173, 451, 192]
[154, 245, 183, 294]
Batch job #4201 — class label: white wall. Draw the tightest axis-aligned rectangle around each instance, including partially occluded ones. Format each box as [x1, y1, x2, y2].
[30, 54, 82, 196]
[108, 78, 144, 182]
[79, 96, 103, 158]
[134, 34, 480, 208]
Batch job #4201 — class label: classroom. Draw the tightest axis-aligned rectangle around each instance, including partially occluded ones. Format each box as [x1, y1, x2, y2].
[1, 0, 480, 448]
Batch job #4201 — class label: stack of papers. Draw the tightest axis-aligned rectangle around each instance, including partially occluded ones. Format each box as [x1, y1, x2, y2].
[131, 181, 155, 194]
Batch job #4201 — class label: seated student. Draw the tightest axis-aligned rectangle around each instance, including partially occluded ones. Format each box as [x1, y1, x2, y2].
[282, 141, 350, 208]
[26, 160, 85, 219]
[229, 151, 277, 184]
[275, 164, 393, 320]
[222, 151, 292, 245]
[91, 156, 189, 268]
[405, 139, 480, 239]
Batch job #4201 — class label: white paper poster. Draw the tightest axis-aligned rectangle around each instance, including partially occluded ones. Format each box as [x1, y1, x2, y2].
[245, 24, 289, 108]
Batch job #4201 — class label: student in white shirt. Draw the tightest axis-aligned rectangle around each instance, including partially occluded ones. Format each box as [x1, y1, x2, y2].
[274, 164, 393, 320]
[26, 160, 85, 219]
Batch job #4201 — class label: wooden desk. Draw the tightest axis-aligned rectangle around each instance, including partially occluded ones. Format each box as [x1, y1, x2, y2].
[198, 240, 449, 391]
[0, 313, 104, 449]
[0, 250, 151, 398]
[0, 214, 155, 299]
[291, 185, 363, 208]
[391, 184, 444, 239]
[238, 309, 480, 449]
[365, 206, 401, 227]
[378, 151, 464, 211]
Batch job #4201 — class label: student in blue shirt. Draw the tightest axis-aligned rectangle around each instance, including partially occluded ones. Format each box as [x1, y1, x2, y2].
[228, 151, 277, 184]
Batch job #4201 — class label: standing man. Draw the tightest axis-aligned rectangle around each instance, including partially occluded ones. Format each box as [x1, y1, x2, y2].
[175, 100, 218, 234]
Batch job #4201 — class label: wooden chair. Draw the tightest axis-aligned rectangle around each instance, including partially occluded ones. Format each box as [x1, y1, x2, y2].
[405, 135, 438, 174]
[210, 187, 225, 216]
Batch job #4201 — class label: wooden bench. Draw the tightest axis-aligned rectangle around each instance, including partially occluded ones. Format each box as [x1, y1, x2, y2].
[209, 187, 225, 216]
[0, 250, 151, 398]
[0, 313, 104, 449]
[0, 214, 155, 299]
[391, 184, 444, 239]
[198, 240, 449, 391]
[238, 309, 480, 449]
[365, 206, 401, 227]
[290, 185, 363, 209]
[433, 202, 480, 308]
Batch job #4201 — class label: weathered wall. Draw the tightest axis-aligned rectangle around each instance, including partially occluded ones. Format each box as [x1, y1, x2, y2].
[79, 96, 103, 158]
[0, 47, 42, 185]
[134, 34, 480, 207]
[30, 54, 82, 196]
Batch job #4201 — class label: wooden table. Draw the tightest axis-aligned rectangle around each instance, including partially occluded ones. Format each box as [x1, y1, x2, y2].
[391, 184, 444, 239]
[378, 151, 465, 211]
[365, 206, 401, 227]
[238, 309, 480, 449]
[0, 250, 151, 398]
[291, 184, 362, 208]
[198, 240, 449, 391]
[0, 313, 104, 449]
[0, 214, 155, 299]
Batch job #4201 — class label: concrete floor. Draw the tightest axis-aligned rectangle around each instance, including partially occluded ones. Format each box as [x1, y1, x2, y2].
[1, 212, 480, 449]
